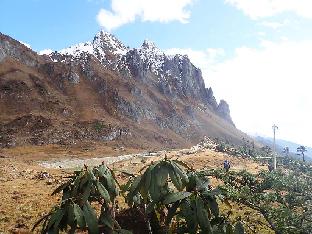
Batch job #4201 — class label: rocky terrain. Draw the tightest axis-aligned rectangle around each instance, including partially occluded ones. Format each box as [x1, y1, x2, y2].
[0, 31, 248, 150]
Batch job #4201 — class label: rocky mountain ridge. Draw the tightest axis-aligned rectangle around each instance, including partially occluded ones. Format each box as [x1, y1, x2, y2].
[45, 31, 232, 121]
[0, 31, 246, 149]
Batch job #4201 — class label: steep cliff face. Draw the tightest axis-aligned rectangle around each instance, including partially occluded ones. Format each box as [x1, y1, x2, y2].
[0, 31, 246, 149]
[216, 100, 234, 126]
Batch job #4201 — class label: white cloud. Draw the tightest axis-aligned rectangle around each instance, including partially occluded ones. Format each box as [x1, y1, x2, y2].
[260, 19, 289, 29]
[38, 49, 53, 55]
[166, 40, 312, 147]
[225, 0, 312, 19]
[97, 0, 194, 31]
[256, 31, 266, 37]
[206, 40, 312, 147]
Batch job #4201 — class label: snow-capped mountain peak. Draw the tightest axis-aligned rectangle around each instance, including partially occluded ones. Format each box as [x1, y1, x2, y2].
[56, 30, 128, 61]
[140, 39, 163, 54]
[93, 30, 128, 55]
[141, 39, 157, 49]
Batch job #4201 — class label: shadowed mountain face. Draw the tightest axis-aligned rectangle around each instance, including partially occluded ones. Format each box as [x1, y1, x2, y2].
[0, 31, 248, 149]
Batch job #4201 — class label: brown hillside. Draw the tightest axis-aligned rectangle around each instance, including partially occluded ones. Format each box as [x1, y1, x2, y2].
[0, 31, 251, 150]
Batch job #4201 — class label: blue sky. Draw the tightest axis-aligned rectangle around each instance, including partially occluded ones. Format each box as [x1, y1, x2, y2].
[1, 0, 312, 147]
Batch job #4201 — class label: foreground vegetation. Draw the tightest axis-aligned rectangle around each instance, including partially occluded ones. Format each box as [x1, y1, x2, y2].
[34, 158, 244, 234]
[31, 139, 312, 233]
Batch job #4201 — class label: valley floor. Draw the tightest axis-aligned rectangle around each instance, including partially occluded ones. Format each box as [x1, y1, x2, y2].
[0, 144, 274, 233]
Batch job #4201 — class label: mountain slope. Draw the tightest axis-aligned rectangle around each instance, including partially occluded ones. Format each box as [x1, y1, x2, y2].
[0, 31, 249, 149]
[254, 135, 312, 161]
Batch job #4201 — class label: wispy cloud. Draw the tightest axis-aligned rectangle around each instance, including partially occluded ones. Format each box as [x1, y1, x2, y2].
[225, 0, 312, 19]
[259, 19, 289, 29]
[96, 0, 194, 31]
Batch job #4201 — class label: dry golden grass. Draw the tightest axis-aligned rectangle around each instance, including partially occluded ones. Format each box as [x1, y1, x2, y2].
[0, 146, 273, 233]
[0, 159, 63, 233]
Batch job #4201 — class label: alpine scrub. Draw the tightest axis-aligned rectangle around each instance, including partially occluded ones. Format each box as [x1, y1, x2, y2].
[120, 158, 244, 233]
[205, 165, 312, 234]
[34, 159, 244, 234]
[33, 163, 129, 234]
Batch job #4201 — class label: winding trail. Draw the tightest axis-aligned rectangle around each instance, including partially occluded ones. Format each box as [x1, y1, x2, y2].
[38, 151, 167, 169]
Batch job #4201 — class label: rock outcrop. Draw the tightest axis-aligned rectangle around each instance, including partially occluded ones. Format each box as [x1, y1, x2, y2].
[216, 100, 234, 126]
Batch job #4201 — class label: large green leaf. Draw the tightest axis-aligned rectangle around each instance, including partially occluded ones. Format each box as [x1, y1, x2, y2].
[169, 165, 183, 190]
[100, 212, 114, 229]
[100, 169, 118, 197]
[81, 181, 92, 204]
[108, 169, 119, 197]
[51, 180, 72, 196]
[67, 204, 75, 227]
[144, 165, 153, 189]
[47, 208, 64, 230]
[82, 201, 99, 234]
[207, 197, 219, 218]
[139, 182, 149, 203]
[149, 171, 161, 201]
[72, 172, 83, 196]
[163, 191, 192, 205]
[172, 162, 189, 185]
[79, 172, 89, 189]
[156, 163, 169, 187]
[182, 199, 198, 233]
[61, 187, 71, 202]
[73, 204, 85, 228]
[196, 196, 212, 233]
[96, 180, 111, 203]
[97, 164, 108, 177]
[129, 175, 142, 195]
[87, 168, 97, 181]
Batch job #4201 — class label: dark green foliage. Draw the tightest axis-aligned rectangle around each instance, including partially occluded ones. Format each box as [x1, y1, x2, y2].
[124, 158, 244, 234]
[33, 164, 122, 234]
[34, 159, 245, 234]
[216, 142, 227, 153]
[204, 161, 312, 234]
[93, 121, 106, 132]
[213, 138, 258, 158]
[297, 145, 307, 162]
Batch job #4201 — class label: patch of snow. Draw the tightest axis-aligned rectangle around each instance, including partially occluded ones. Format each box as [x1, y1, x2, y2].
[59, 41, 93, 57]
[19, 41, 31, 49]
[38, 49, 53, 55]
[93, 30, 128, 55]
[137, 39, 165, 75]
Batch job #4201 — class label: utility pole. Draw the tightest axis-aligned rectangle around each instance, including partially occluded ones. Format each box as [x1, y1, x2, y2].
[272, 124, 278, 170]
